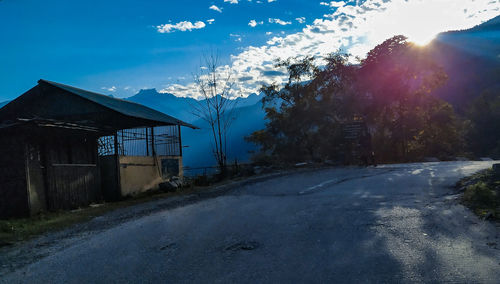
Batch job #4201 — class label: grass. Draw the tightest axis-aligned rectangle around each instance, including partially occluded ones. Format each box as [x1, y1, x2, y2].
[458, 168, 500, 220]
[0, 185, 207, 246]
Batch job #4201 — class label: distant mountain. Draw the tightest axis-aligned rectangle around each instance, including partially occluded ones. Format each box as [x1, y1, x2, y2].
[182, 101, 266, 172]
[428, 15, 500, 110]
[234, 93, 262, 107]
[125, 89, 266, 171]
[127, 89, 198, 123]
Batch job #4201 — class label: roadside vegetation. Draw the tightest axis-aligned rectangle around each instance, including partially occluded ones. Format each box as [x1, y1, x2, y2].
[456, 169, 500, 220]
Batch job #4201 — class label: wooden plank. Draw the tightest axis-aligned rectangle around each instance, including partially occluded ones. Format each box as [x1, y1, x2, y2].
[52, 163, 97, 167]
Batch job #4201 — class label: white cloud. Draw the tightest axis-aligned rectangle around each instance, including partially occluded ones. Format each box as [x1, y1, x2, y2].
[268, 0, 277, 2]
[101, 86, 117, 92]
[209, 5, 223, 13]
[320, 1, 346, 8]
[224, 0, 239, 3]
[296, 17, 306, 24]
[161, 0, 500, 98]
[230, 33, 243, 42]
[207, 19, 215, 24]
[268, 18, 292, 25]
[248, 20, 264, 27]
[157, 21, 206, 33]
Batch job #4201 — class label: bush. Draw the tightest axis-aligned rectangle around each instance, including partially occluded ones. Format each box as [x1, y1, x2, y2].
[463, 181, 498, 209]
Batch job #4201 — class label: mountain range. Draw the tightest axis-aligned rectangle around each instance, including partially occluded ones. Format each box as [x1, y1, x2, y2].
[428, 15, 500, 110]
[127, 90, 266, 172]
[1, 15, 498, 172]
[127, 15, 499, 170]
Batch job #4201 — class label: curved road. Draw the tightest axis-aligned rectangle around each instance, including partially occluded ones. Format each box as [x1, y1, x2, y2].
[2, 161, 500, 283]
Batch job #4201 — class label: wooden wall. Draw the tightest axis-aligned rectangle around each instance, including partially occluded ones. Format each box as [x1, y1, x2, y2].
[43, 132, 102, 211]
[46, 164, 99, 210]
[0, 135, 29, 218]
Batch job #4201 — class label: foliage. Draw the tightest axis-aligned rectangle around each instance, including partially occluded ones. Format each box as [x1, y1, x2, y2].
[460, 169, 500, 219]
[465, 88, 500, 158]
[246, 53, 360, 163]
[248, 35, 465, 164]
[463, 181, 497, 209]
[359, 35, 461, 162]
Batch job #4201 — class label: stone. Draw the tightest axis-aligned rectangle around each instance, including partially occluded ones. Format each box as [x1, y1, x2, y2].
[159, 181, 177, 192]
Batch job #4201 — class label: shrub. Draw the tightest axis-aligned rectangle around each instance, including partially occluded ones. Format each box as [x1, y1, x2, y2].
[463, 181, 498, 209]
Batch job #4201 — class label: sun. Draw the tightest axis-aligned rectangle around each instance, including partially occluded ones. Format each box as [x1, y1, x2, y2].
[407, 31, 438, 46]
[365, 0, 455, 47]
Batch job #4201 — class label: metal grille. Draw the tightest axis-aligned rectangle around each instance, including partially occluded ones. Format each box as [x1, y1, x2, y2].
[154, 126, 181, 156]
[98, 126, 180, 157]
[98, 135, 116, 156]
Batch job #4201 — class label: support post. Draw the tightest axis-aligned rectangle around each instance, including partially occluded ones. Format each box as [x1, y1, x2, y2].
[151, 127, 156, 156]
[113, 131, 121, 196]
[145, 128, 149, 156]
[177, 125, 182, 156]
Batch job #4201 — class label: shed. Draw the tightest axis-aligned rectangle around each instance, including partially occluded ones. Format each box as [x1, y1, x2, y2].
[0, 80, 197, 218]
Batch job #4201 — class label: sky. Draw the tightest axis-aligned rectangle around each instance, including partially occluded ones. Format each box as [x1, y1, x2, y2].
[0, 0, 499, 101]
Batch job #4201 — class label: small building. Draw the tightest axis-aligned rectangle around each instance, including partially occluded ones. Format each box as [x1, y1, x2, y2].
[0, 79, 197, 218]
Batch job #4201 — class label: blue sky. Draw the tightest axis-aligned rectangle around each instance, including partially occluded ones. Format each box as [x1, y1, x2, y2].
[0, 0, 499, 101]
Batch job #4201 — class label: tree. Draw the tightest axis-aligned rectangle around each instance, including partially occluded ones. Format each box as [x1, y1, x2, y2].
[248, 36, 465, 165]
[466, 88, 500, 158]
[247, 52, 360, 163]
[359, 35, 456, 161]
[192, 53, 239, 175]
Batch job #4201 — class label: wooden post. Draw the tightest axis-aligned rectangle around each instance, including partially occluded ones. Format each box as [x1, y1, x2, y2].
[113, 131, 121, 195]
[145, 128, 149, 156]
[121, 130, 125, 156]
[113, 131, 119, 157]
[151, 127, 156, 156]
[177, 125, 182, 157]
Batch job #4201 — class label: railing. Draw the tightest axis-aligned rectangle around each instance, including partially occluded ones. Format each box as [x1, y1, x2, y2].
[98, 126, 181, 157]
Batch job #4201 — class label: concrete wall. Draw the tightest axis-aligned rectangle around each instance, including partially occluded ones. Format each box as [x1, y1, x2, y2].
[118, 156, 182, 197]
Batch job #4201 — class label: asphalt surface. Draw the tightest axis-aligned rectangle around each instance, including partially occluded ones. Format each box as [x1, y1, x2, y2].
[2, 161, 500, 283]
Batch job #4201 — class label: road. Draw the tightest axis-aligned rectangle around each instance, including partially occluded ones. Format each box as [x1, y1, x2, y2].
[2, 161, 500, 283]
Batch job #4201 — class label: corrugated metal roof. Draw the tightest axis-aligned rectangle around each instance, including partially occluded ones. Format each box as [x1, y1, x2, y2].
[39, 79, 198, 129]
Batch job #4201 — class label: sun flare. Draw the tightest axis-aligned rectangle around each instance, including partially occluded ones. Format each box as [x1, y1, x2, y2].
[407, 31, 438, 46]
[364, 0, 482, 48]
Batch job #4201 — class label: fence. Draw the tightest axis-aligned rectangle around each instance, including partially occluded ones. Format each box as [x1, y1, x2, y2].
[98, 126, 181, 157]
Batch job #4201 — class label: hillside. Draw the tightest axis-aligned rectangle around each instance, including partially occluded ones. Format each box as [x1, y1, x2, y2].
[127, 89, 198, 123]
[428, 15, 500, 110]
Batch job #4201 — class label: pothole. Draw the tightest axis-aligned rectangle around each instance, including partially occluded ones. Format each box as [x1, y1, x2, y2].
[159, 242, 177, 251]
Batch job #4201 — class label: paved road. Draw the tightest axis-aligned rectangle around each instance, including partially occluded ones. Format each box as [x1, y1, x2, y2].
[2, 161, 500, 283]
